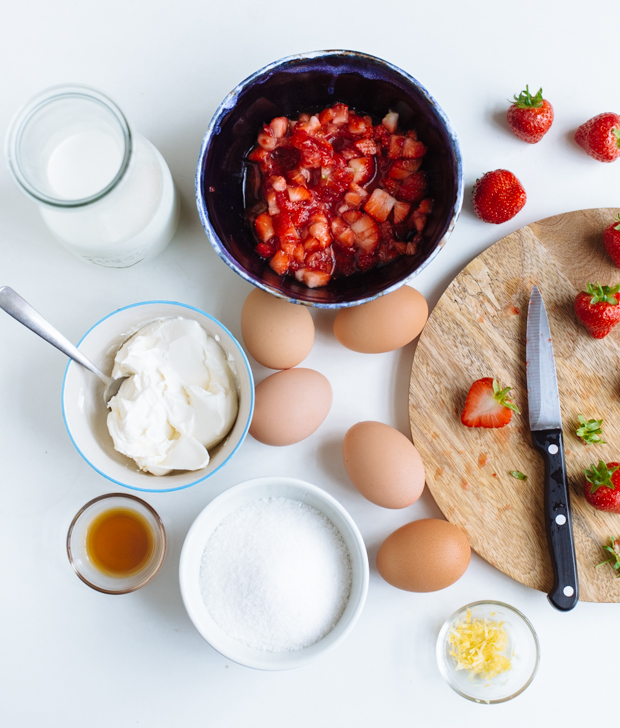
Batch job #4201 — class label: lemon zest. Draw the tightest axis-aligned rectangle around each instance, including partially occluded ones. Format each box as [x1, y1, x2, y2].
[447, 609, 512, 680]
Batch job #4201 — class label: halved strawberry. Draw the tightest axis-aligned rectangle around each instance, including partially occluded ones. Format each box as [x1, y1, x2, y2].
[402, 138, 427, 159]
[254, 212, 275, 242]
[461, 378, 520, 428]
[348, 157, 374, 185]
[269, 250, 290, 275]
[388, 159, 422, 180]
[396, 170, 427, 203]
[354, 138, 378, 156]
[388, 135, 406, 159]
[382, 111, 399, 133]
[349, 214, 380, 252]
[364, 188, 397, 223]
[392, 201, 411, 224]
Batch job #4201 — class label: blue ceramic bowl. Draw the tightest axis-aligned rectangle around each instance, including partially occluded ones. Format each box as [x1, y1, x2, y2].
[196, 50, 463, 308]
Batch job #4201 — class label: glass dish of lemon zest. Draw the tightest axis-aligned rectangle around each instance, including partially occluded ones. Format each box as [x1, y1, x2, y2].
[447, 609, 512, 680]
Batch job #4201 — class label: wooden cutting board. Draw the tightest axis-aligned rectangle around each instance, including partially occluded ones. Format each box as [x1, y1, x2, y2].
[409, 208, 620, 603]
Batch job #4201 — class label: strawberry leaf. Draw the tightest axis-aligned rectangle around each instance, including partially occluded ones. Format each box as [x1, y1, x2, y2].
[614, 213, 620, 232]
[510, 470, 527, 480]
[585, 282, 620, 306]
[595, 537, 620, 577]
[584, 461, 619, 493]
[511, 85, 544, 109]
[576, 414, 606, 444]
[492, 379, 521, 414]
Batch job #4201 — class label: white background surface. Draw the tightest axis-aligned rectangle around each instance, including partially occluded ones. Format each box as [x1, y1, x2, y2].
[1, 1, 619, 725]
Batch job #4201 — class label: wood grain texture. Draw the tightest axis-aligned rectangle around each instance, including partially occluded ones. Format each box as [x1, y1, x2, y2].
[409, 208, 620, 603]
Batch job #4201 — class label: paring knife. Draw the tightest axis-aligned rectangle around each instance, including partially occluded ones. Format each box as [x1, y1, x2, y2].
[526, 286, 579, 611]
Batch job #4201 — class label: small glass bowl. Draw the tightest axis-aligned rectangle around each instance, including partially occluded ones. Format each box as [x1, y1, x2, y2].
[436, 600, 540, 704]
[67, 493, 166, 594]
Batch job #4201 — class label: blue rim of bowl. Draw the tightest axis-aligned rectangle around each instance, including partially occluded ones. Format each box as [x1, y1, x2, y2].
[195, 49, 464, 309]
[179, 476, 370, 670]
[61, 300, 255, 493]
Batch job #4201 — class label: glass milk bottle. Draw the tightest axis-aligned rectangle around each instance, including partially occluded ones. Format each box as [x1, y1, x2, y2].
[5, 85, 179, 267]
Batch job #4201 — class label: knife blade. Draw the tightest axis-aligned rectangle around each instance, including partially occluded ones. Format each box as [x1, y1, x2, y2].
[526, 286, 579, 611]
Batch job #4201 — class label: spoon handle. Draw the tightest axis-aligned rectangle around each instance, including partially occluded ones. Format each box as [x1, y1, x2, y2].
[0, 286, 112, 385]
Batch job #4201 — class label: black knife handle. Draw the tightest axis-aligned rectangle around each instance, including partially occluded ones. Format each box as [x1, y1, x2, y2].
[531, 428, 579, 611]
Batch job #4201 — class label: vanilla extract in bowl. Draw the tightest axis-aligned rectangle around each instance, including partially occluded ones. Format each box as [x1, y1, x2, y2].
[67, 493, 166, 594]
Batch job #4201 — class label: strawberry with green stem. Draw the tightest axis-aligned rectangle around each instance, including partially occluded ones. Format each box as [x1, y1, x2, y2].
[507, 86, 554, 144]
[595, 537, 620, 578]
[574, 282, 620, 338]
[584, 461, 620, 513]
[603, 214, 620, 268]
[576, 415, 606, 444]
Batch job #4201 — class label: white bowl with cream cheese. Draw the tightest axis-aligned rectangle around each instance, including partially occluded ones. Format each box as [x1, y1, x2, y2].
[62, 301, 254, 492]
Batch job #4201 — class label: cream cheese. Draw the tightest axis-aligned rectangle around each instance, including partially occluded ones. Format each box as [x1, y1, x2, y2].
[107, 317, 238, 476]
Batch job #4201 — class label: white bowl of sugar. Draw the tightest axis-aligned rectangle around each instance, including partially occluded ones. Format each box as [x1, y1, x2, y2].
[179, 477, 369, 670]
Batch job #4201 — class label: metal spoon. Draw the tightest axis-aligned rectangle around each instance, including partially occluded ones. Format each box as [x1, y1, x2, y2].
[0, 286, 128, 406]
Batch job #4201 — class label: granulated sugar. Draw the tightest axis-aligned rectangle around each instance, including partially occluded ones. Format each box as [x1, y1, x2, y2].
[199, 497, 352, 652]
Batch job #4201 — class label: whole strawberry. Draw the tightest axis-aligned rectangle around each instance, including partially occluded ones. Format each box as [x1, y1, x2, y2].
[584, 461, 620, 513]
[507, 86, 554, 143]
[461, 377, 520, 428]
[472, 170, 526, 224]
[574, 282, 620, 338]
[575, 112, 620, 162]
[603, 214, 620, 268]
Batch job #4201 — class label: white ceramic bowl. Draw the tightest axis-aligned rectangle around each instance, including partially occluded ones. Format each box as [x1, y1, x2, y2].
[62, 301, 254, 492]
[179, 477, 369, 670]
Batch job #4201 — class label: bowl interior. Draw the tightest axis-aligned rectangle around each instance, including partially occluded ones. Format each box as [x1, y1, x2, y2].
[62, 301, 254, 493]
[436, 601, 540, 704]
[179, 477, 369, 670]
[197, 50, 463, 307]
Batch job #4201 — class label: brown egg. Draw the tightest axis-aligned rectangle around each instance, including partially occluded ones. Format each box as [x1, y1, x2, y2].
[342, 421, 425, 508]
[376, 519, 471, 592]
[333, 286, 428, 353]
[250, 368, 332, 446]
[241, 288, 314, 369]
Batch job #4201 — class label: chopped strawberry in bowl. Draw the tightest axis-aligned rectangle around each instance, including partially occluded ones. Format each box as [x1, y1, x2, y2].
[196, 50, 463, 308]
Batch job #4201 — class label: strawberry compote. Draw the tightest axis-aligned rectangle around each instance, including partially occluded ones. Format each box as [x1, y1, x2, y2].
[246, 104, 433, 288]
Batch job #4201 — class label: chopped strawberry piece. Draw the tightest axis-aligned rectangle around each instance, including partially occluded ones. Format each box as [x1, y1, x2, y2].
[270, 117, 289, 138]
[308, 220, 332, 247]
[357, 253, 376, 271]
[381, 177, 401, 197]
[286, 167, 310, 186]
[417, 198, 433, 214]
[403, 138, 427, 159]
[364, 188, 397, 223]
[295, 115, 322, 135]
[256, 239, 278, 258]
[411, 211, 427, 232]
[344, 182, 369, 209]
[287, 185, 312, 203]
[392, 201, 411, 224]
[348, 115, 370, 136]
[348, 157, 374, 185]
[293, 243, 306, 264]
[461, 377, 520, 429]
[303, 236, 322, 253]
[306, 247, 335, 273]
[373, 124, 390, 148]
[396, 171, 427, 203]
[406, 241, 417, 255]
[273, 212, 300, 248]
[302, 270, 331, 288]
[269, 250, 290, 275]
[266, 190, 280, 216]
[257, 125, 277, 150]
[269, 175, 287, 191]
[290, 205, 311, 227]
[382, 111, 399, 133]
[388, 135, 406, 159]
[349, 214, 380, 252]
[406, 129, 418, 140]
[254, 212, 275, 242]
[331, 103, 349, 126]
[354, 138, 377, 156]
[388, 159, 422, 180]
[342, 210, 363, 225]
[331, 217, 355, 246]
[340, 146, 360, 161]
